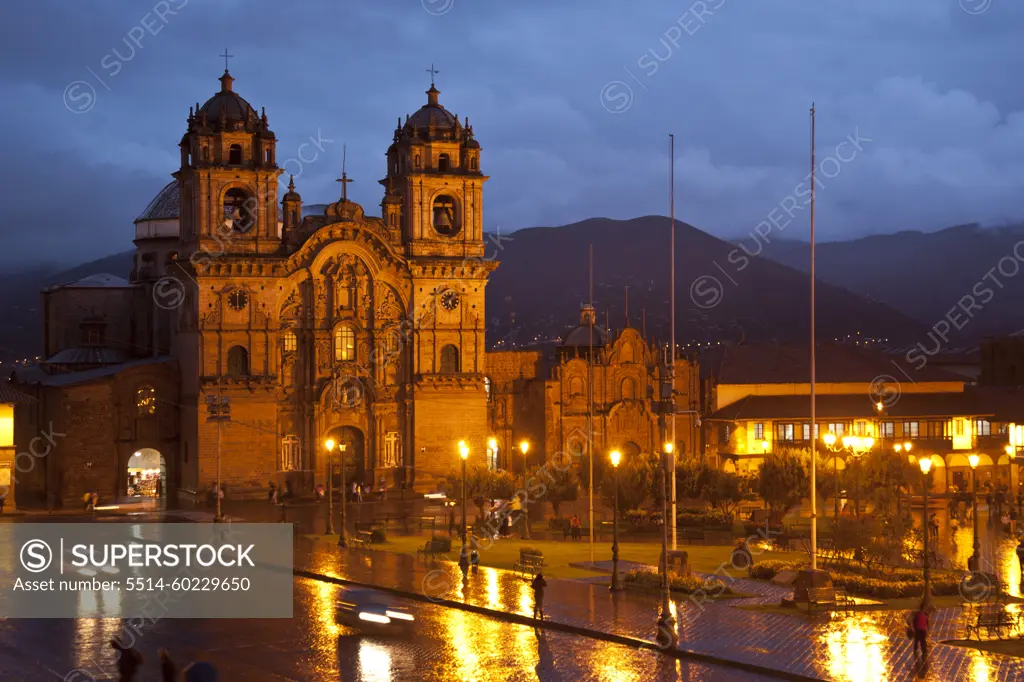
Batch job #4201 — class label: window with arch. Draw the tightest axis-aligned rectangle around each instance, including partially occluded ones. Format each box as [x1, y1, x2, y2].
[438, 153, 450, 172]
[440, 344, 460, 373]
[223, 188, 255, 232]
[414, 154, 421, 168]
[470, 157, 478, 171]
[227, 345, 249, 377]
[283, 329, 297, 353]
[229, 144, 242, 164]
[335, 325, 356, 361]
[389, 213, 397, 227]
[484, 376, 492, 400]
[136, 385, 156, 415]
[568, 376, 584, 397]
[621, 377, 637, 400]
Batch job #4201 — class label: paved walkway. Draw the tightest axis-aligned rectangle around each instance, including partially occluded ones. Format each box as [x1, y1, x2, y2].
[184, 501, 1024, 680]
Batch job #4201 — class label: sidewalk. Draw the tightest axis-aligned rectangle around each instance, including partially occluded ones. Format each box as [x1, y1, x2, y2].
[219, 502, 1024, 680]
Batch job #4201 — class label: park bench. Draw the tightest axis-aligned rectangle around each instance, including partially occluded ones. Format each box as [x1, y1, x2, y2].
[833, 587, 855, 612]
[351, 530, 373, 549]
[806, 586, 837, 611]
[417, 516, 441, 533]
[513, 549, 545, 578]
[966, 608, 1016, 640]
[677, 529, 706, 545]
[416, 537, 451, 559]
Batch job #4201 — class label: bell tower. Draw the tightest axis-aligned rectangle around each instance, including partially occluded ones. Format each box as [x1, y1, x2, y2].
[175, 66, 282, 256]
[380, 77, 487, 258]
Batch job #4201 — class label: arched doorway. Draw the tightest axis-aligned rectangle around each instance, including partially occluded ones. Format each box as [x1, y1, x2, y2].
[128, 448, 166, 499]
[324, 426, 366, 489]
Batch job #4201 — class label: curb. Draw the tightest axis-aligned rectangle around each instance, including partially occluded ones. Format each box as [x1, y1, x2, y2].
[293, 567, 825, 682]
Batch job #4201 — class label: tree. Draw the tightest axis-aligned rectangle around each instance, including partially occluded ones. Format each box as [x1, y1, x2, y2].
[489, 469, 517, 502]
[529, 464, 579, 518]
[601, 452, 657, 514]
[757, 452, 808, 514]
[698, 467, 745, 517]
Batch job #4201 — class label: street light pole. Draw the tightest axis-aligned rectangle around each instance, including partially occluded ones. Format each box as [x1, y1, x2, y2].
[459, 441, 470, 559]
[969, 454, 980, 572]
[919, 456, 933, 606]
[657, 442, 677, 647]
[338, 443, 348, 548]
[205, 390, 230, 523]
[325, 439, 336, 535]
[520, 440, 531, 540]
[610, 449, 623, 592]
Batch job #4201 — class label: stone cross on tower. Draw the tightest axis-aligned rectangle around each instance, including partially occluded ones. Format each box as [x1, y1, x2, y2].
[220, 48, 233, 71]
[425, 63, 440, 86]
[336, 144, 353, 201]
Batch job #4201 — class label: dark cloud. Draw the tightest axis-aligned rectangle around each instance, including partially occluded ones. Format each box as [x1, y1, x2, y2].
[1, 0, 1022, 267]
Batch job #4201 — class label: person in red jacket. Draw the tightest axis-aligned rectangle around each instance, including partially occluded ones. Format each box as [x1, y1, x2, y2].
[909, 603, 930, 657]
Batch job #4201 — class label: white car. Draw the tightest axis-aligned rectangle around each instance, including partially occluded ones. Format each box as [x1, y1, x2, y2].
[335, 588, 416, 633]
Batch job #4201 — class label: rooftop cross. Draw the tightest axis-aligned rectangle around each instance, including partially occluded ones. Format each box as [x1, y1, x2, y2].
[220, 48, 234, 71]
[336, 144, 354, 201]
[425, 63, 440, 86]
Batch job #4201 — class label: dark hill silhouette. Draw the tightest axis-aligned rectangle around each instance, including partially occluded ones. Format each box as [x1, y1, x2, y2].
[759, 223, 1024, 338]
[0, 217, 933, 362]
[487, 216, 931, 349]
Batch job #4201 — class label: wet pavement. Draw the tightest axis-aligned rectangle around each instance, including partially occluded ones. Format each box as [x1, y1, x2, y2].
[0, 576, 766, 681]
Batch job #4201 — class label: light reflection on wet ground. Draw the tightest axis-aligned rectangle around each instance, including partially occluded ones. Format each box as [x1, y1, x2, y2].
[0, 577, 771, 681]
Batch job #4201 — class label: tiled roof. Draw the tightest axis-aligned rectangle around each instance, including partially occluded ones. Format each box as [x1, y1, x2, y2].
[135, 181, 181, 222]
[0, 382, 34, 404]
[717, 343, 962, 384]
[710, 387, 1024, 421]
[44, 347, 129, 366]
[55, 273, 132, 289]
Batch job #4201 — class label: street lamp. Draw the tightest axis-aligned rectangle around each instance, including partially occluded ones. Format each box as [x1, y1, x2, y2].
[919, 456, 933, 606]
[324, 438, 336, 536]
[459, 440, 470, 559]
[969, 453, 981, 571]
[822, 433, 874, 517]
[760, 439, 769, 455]
[519, 440, 531, 540]
[657, 441, 677, 647]
[610, 449, 623, 592]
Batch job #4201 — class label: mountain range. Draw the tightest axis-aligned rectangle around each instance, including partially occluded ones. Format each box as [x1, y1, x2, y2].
[0, 216, 948, 365]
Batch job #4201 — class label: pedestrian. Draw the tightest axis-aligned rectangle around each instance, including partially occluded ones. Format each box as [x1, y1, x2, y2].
[908, 602, 929, 657]
[159, 648, 176, 682]
[268, 481, 277, 504]
[91, 491, 99, 512]
[378, 479, 387, 501]
[1011, 507, 1018, 536]
[570, 514, 581, 541]
[0, 493, 6, 514]
[928, 513, 939, 540]
[84, 491, 92, 512]
[448, 506, 456, 536]
[531, 571, 547, 620]
[458, 548, 470, 576]
[1017, 537, 1024, 580]
[351, 481, 359, 502]
[110, 638, 143, 682]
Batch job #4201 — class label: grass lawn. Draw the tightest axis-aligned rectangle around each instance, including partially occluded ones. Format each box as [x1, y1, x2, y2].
[943, 639, 1024, 659]
[307, 533, 805, 580]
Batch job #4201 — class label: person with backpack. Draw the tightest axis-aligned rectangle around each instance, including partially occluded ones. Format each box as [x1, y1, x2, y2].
[531, 571, 548, 620]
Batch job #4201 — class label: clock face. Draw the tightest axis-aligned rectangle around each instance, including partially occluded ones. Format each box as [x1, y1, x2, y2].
[228, 290, 249, 311]
[440, 290, 460, 311]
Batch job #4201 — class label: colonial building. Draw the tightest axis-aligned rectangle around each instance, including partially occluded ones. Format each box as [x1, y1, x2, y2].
[10, 67, 495, 505]
[485, 306, 702, 475]
[707, 343, 1024, 493]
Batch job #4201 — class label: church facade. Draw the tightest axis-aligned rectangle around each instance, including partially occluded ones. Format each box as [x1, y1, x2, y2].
[11, 68, 496, 504]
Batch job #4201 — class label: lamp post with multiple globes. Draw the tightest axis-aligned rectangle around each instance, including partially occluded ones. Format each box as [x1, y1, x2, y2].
[822, 433, 875, 517]
[656, 441, 677, 647]
[609, 449, 623, 592]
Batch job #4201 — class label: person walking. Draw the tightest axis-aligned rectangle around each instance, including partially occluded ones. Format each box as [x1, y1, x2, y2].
[531, 571, 548, 621]
[159, 648, 176, 682]
[91, 491, 99, 512]
[378, 479, 387, 501]
[110, 639, 143, 682]
[909, 603, 930, 657]
[570, 514, 581, 541]
[83, 491, 92, 512]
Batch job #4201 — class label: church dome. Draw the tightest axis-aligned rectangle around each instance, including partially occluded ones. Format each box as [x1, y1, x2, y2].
[404, 85, 460, 138]
[561, 324, 608, 348]
[196, 71, 260, 131]
[135, 181, 181, 222]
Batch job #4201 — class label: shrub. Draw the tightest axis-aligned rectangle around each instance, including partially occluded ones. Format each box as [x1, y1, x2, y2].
[623, 568, 736, 596]
[748, 560, 803, 580]
[747, 559, 962, 598]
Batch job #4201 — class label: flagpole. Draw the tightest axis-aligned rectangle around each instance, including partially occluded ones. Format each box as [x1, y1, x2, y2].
[588, 244, 595, 564]
[809, 104, 818, 572]
[669, 133, 677, 551]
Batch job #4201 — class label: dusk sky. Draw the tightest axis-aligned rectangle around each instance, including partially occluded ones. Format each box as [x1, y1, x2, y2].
[2, 0, 1023, 268]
